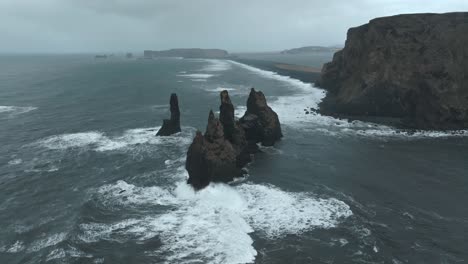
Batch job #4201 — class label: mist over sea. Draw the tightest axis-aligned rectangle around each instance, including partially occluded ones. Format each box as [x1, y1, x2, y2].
[1, 55, 467, 264]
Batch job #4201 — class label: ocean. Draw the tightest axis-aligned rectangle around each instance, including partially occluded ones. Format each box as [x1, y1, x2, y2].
[0, 55, 467, 264]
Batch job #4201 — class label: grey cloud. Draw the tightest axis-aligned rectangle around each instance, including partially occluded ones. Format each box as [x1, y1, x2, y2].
[1, 0, 467, 53]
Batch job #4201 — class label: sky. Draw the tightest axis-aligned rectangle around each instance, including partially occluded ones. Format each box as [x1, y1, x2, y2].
[0, 0, 467, 53]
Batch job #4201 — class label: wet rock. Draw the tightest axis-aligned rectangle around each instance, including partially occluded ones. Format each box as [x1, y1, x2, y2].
[157, 93, 181, 136]
[318, 13, 468, 130]
[240, 88, 283, 146]
[186, 111, 243, 190]
[219, 90, 252, 167]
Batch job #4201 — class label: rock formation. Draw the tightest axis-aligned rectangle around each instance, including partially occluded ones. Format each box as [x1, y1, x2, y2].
[157, 93, 181, 136]
[186, 89, 282, 189]
[186, 111, 243, 190]
[220, 91, 253, 167]
[317, 12, 468, 130]
[240, 88, 283, 146]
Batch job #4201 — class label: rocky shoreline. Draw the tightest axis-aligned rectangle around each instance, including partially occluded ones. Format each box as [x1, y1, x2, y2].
[317, 12, 468, 130]
[232, 58, 322, 84]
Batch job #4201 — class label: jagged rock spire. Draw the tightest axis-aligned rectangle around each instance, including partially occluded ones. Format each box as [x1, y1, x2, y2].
[157, 93, 182, 136]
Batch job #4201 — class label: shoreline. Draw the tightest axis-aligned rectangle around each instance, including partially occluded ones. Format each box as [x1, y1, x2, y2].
[230, 58, 321, 84]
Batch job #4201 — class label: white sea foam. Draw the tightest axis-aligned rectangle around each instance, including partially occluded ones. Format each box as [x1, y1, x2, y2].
[46, 248, 66, 261]
[83, 178, 352, 264]
[229, 60, 468, 139]
[201, 59, 232, 72]
[27, 232, 67, 252]
[98, 180, 178, 206]
[177, 73, 215, 79]
[5, 241, 25, 253]
[36, 127, 194, 152]
[205, 87, 237, 93]
[8, 158, 23, 165]
[0, 106, 37, 115]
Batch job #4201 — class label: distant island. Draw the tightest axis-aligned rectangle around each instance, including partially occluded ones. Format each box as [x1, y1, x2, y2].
[280, 46, 342, 54]
[144, 48, 229, 59]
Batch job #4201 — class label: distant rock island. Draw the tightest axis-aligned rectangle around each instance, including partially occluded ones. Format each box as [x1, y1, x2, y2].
[280, 46, 341, 54]
[317, 12, 468, 130]
[144, 48, 229, 59]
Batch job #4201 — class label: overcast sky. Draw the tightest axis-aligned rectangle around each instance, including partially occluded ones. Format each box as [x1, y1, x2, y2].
[0, 0, 467, 53]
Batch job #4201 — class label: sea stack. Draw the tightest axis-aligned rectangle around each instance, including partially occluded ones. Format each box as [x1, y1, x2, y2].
[157, 93, 181, 136]
[317, 12, 468, 130]
[186, 89, 283, 190]
[186, 110, 243, 190]
[240, 88, 283, 146]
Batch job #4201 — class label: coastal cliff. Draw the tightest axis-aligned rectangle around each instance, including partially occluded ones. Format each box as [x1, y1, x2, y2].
[318, 12, 468, 129]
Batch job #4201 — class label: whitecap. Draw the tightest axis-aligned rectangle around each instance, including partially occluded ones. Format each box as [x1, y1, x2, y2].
[5, 241, 25, 253]
[230, 60, 468, 139]
[177, 73, 215, 79]
[35, 127, 194, 152]
[205, 87, 237, 93]
[0, 105, 37, 115]
[28, 232, 67, 252]
[85, 179, 352, 264]
[8, 158, 23, 165]
[46, 248, 66, 261]
[37, 132, 106, 150]
[201, 59, 232, 72]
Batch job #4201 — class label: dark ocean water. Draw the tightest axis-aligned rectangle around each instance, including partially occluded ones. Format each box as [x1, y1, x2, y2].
[0, 55, 467, 264]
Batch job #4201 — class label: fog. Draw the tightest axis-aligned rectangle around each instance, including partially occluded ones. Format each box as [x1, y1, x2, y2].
[0, 0, 467, 53]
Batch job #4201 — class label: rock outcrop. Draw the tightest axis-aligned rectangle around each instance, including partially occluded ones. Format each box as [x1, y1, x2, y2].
[186, 89, 282, 189]
[157, 93, 181, 136]
[317, 12, 468, 130]
[186, 111, 243, 190]
[219, 91, 252, 167]
[240, 88, 283, 146]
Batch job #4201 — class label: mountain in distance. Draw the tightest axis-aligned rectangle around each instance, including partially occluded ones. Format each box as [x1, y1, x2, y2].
[280, 45, 342, 54]
[144, 48, 229, 59]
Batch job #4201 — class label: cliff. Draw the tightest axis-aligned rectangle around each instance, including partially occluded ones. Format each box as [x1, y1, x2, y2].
[144, 48, 229, 59]
[317, 12, 468, 129]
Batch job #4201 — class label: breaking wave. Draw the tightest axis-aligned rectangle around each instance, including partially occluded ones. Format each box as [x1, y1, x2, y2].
[229, 60, 468, 139]
[0, 105, 37, 115]
[35, 127, 194, 152]
[79, 161, 352, 264]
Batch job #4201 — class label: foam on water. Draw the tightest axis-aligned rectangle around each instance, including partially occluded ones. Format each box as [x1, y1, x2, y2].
[81, 173, 352, 264]
[8, 158, 23, 165]
[201, 59, 232, 72]
[36, 127, 194, 152]
[5, 241, 25, 253]
[0, 105, 37, 115]
[177, 73, 215, 79]
[27, 232, 67, 253]
[205, 87, 237, 93]
[229, 60, 468, 139]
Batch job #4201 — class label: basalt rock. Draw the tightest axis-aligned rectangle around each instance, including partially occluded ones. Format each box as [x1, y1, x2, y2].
[318, 12, 468, 130]
[240, 88, 283, 146]
[157, 93, 181, 136]
[219, 90, 252, 167]
[186, 111, 242, 190]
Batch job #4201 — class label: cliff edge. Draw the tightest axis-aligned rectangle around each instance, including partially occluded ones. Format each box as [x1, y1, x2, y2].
[318, 12, 468, 129]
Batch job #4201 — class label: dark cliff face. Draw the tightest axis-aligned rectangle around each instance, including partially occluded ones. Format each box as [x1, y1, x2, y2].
[157, 93, 181, 136]
[318, 12, 468, 130]
[240, 88, 283, 146]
